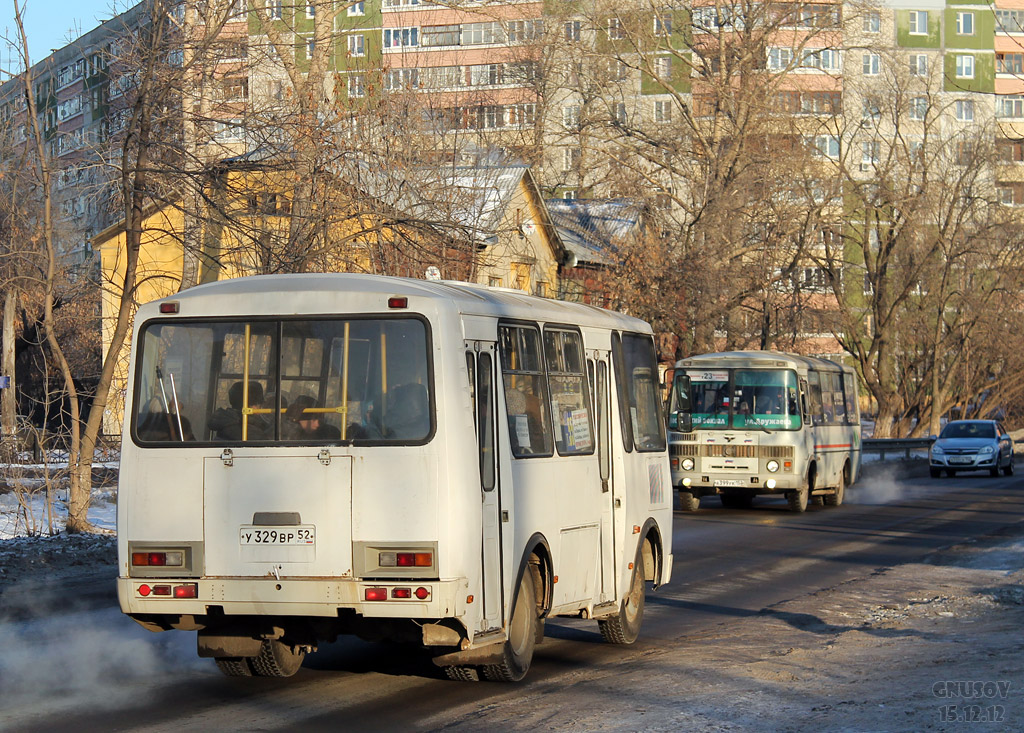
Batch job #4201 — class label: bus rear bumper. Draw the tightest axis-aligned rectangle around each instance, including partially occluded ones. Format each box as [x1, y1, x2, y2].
[673, 474, 803, 496]
[117, 576, 466, 621]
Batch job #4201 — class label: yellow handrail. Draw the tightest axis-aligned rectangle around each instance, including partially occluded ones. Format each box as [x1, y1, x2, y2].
[242, 323, 251, 441]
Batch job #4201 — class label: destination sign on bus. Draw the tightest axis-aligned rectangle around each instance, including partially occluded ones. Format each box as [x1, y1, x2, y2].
[688, 370, 728, 382]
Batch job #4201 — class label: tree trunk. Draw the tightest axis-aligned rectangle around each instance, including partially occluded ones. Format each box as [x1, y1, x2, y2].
[1, 289, 16, 439]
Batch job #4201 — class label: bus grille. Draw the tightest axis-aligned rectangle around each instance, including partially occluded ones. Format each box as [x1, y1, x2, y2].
[760, 445, 795, 459]
[705, 445, 758, 458]
[670, 443, 700, 456]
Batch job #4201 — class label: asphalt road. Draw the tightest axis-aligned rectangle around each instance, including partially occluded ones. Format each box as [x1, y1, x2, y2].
[6, 464, 1024, 732]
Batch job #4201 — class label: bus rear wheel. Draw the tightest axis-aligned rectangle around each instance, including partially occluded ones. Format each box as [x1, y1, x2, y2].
[787, 488, 808, 513]
[445, 665, 480, 681]
[250, 639, 305, 678]
[215, 657, 254, 677]
[482, 568, 538, 682]
[599, 548, 645, 645]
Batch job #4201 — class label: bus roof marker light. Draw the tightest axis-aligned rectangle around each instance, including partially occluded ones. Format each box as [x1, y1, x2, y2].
[159, 302, 180, 314]
[387, 296, 408, 309]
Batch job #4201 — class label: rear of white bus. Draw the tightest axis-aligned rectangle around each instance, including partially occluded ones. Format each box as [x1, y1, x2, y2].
[117, 298, 475, 677]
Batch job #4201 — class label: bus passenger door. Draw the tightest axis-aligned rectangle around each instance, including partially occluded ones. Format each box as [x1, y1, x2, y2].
[468, 342, 503, 633]
[593, 354, 617, 604]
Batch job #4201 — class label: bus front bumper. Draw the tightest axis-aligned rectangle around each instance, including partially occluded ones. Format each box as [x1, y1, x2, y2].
[673, 473, 802, 495]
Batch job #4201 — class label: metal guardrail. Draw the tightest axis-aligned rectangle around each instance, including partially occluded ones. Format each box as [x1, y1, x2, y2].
[862, 438, 933, 460]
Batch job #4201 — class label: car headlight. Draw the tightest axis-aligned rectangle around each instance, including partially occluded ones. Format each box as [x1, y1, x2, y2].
[681, 457, 695, 471]
[766, 460, 780, 473]
[931, 445, 944, 455]
[980, 445, 994, 455]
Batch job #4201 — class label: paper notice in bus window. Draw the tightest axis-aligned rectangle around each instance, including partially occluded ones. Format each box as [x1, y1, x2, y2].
[515, 414, 531, 450]
[568, 409, 592, 449]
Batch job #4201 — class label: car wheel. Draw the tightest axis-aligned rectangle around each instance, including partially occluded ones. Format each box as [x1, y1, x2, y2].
[1005, 460, 1015, 477]
[990, 465, 1000, 477]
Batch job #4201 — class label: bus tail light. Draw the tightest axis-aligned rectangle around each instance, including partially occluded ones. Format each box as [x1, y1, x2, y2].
[379, 551, 433, 568]
[365, 587, 388, 601]
[392, 587, 412, 599]
[131, 551, 184, 567]
[173, 584, 198, 598]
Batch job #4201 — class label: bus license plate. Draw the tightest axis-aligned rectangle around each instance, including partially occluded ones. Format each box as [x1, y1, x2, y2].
[715, 479, 746, 488]
[239, 526, 316, 546]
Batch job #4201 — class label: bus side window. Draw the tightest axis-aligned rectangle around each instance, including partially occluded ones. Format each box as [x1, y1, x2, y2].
[807, 372, 824, 426]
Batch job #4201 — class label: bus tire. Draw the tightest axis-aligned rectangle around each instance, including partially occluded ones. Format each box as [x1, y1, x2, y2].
[678, 490, 699, 512]
[787, 488, 808, 513]
[214, 657, 254, 677]
[250, 639, 305, 678]
[598, 549, 645, 645]
[482, 568, 538, 682]
[824, 471, 845, 507]
[445, 665, 480, 682]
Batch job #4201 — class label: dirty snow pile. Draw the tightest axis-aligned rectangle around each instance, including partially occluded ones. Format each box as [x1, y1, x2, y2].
[0, 532, 116, 592]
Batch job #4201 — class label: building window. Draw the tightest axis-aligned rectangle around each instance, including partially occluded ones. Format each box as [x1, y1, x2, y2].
[562, 104, 580, 129]
[347, 34, 365, 56]
[997, 182, 1024, 205]
[421, 24, 460, 47]
[385, 68, 420, 91]
[469, 64, 502, 86]
[862, 98, 881, 121]
[997, 139, 1024, 162]
[348, 74, 365, 98]
[955, 99, 974, 122]
[348, 1, 364, 16]
[956, 54, 975, 79]
[508, 19, 543, 43]
[860, 140, 880, 170]
[909, 54, 928, 76]
[997, 53, 1023, 74]
[654, 14, 671, 36]
[864, 11, 880, 33]
[801, 48, 840, 72]
[998, 95, 1024, 118]
[562, 147, 581, 172]
[909, 10, 928, 35]
[607, 17, 625, 40]
[306, 3, 315, 19]
[613, 102, 627, 124]
[654, 56, 672, 80]
[767, 47, 793, 71]
[654, 99, 672, 123]
[996, 9, 1024, 33]
[909, 96, 928, 121]
[809, 134, 839, 159]
[384, 27, 419, 48]
[561, 189, 577, 201]
[862, 53, 880, 76]
[462, 22, 504, 45]
[266, 0, 282, 20]
[956, 12, 974, 35]
[306, 36, 315, 57]
[564, 21, 581, 41]
[489, 276, 503, 287]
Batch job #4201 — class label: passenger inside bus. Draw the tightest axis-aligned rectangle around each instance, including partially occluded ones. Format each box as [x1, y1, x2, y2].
[285, 394, 341, 440]
[384, 383, 430, 439]
[209, 380, 270, 440]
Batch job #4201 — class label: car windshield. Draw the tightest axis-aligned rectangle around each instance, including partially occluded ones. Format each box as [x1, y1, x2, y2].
[940, 422, 995, 440]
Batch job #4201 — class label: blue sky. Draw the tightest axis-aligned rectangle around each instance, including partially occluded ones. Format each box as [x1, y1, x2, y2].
[2, 0, 130, 65]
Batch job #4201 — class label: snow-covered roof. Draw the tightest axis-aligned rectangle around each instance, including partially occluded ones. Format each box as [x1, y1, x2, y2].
[544, 199, 646, 267]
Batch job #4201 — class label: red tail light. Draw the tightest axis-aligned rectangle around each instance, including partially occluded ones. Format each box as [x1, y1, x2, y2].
[365, 587, 388, 601]
[173, 583, 198, 598]
[152, 585, 172, 596]
[391, 587, 412, 599]
[415, 587, 430, 600]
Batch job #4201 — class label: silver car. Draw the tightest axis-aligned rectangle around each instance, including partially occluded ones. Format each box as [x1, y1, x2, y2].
[929, 420, 1014, 478]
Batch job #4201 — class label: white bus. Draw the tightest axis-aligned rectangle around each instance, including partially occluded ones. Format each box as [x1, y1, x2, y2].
[117, 273, 673, 681]
[666, 351, 861, 512]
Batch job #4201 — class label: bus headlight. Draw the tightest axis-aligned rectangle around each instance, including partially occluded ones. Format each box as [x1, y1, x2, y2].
[681, 457, 695, 471]
[766, 460, 780, 473]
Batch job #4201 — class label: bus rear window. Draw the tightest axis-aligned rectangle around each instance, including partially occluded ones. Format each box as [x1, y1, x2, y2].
[133, 317, 431, 445]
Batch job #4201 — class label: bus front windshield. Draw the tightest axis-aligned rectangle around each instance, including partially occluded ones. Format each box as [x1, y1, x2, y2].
[132, 317, 431, 445]
[670, 368, 801, 431]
